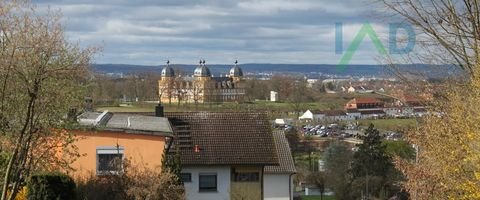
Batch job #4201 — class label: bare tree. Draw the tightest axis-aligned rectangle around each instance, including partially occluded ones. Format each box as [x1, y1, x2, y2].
[287, 79, 311, 119]
[0, 1, 95, 199]
[244, 77, 269, 101]
[381, 0, 480, 77]
[380, 0, 480, 199]
[190, 81, 203, 106]
[306, 172, 326, 200]
[159, 77, 176, 104]
[140, 72, 162, 101]
[270, 75, 296, 100]
[174, 78, 187, 106]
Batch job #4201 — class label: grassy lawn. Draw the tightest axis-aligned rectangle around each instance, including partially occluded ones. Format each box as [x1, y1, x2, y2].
[95, 92, 393, 114]
[97, 103, 421, 131]
[300, 195, 336, 200]
[95, 95, 421, 130]
[294, 152, 322, 163]
[358, 118, 418, 130]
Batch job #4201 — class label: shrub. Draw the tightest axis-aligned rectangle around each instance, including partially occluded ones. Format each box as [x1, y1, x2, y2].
[27, 172, 76, 200]
[126, 169, 185, 200]
[76, 173, 129, 200]
[76, 160, 185, 200]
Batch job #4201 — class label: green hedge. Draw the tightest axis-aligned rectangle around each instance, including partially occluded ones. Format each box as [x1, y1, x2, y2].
[27, 173, 75, 200]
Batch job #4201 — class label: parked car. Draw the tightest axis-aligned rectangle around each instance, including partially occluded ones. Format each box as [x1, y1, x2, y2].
[328, 123, 338, 128]
[385, 132, 403, 140]
[303, 125, 314, 131]
[340, 132, 352, 138]
[284, 125, 294, 132]
[316, 129, 325, 135]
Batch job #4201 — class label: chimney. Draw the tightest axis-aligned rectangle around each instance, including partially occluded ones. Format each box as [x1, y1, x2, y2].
[155, 103, 164, 117]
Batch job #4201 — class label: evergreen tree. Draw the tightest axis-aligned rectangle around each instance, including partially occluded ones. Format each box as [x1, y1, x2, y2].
[352, 124, 393, 178]
[351, 124, 395, 199]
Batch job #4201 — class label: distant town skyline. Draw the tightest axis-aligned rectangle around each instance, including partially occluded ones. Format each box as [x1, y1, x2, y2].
[34, 0, 400, 65]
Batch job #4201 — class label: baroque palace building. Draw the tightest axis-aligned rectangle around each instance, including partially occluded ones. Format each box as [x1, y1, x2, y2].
[158, 60, 246, 104]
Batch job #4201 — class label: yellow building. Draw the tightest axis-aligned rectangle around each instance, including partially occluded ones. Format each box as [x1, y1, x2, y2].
[158, 60, 246, 104]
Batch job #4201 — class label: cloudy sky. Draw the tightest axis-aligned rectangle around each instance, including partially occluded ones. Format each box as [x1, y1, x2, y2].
[33, 0, 403, 65]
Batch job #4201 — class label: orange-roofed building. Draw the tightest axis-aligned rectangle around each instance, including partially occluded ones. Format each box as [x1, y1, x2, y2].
[345, 97, 384, 110]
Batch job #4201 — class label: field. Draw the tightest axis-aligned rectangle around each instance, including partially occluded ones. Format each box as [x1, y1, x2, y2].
[96, 96, 348, 119]
[358, 118, 418, 130]
[95, 93, 397, 114]
[96, 93, 419, 130]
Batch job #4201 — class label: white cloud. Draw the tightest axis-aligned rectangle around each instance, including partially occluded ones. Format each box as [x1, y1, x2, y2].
[33, 0, 391, 64]
[237, 0, 318, 14]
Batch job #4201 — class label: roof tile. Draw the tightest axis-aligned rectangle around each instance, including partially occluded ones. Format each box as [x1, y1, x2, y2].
[265, 130, 296, 174]
[165, 112, 279, 166]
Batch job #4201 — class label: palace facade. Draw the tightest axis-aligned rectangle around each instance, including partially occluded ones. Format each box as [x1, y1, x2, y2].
[158, 60, 246, 104]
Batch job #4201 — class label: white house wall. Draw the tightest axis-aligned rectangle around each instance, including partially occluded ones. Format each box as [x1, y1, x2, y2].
[182, 166, 231, 200]
[264, 174, 293, 200]
[347, 112, 361, 119]
[326, 115, 353, 121]
[312, 114, 325, 121]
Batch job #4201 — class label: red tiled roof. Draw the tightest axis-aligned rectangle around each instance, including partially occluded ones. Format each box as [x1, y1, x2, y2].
[165, 112, 278, 166]
[353, 97, 383, 104]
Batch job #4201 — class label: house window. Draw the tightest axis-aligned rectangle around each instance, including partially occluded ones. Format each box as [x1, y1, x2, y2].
[96, 147, 124, 175]
[199, 174, 217, 192]
[180, 173, 192, 183]
[233, 172, 260, 182]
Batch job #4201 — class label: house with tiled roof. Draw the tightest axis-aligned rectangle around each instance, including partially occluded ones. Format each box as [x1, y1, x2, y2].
[165, 112, 279, 200]
[345, 97, 384, 110]
[264, 130, 296, 200]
